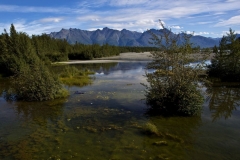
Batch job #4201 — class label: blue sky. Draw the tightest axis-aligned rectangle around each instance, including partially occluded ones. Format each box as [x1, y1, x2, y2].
[0, 0, 239, 38]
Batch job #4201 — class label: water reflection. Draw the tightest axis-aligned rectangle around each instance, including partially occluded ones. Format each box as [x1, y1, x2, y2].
[0, 99, 67, 160]
[12, 99, 65, 126]
[0, 78, 10, 97]
[71, 62, 118, 75]
[1, 62, 240, 160]
[97, 63, 147, 82]
[207, 84, 240, 121]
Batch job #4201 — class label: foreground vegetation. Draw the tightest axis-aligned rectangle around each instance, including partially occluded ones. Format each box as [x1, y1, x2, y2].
[0, 24, 69, 101]
[1, 23, 239, 111]
[0, 24, 94, 101]
[144, 25, 240, 116]
[59, 66, 94, 86]
[144, 21, 208, 116]
[0, 24, 156, 101]
[208, 29, 240, 82]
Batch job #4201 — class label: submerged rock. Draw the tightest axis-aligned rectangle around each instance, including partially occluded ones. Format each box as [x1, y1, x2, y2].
[74, 91, 85, 94]
[153, 141, 168, 146]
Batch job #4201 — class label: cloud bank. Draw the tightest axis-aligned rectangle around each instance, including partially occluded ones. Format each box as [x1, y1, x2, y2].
[0, 0, 239, 37]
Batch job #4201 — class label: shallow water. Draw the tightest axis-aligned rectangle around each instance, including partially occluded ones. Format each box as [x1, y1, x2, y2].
[0, 62, 240, 160]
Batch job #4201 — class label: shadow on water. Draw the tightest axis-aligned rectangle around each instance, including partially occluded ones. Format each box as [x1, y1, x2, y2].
[207, 82, 240, 121]
[13, 100, 65, 126]
[0, 78, 10, 97]
[0, 76, 69, 159]
[0, 98, 67, 160]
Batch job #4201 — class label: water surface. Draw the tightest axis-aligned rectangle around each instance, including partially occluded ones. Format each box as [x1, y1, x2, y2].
[0, 62, 240, 160]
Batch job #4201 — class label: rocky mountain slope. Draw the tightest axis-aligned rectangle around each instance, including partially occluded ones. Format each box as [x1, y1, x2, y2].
[49, 27, 226, 48]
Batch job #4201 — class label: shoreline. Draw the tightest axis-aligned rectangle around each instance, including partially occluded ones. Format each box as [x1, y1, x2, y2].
[55, 52, 214, 64]
[57, 59, 151, 64]
[56, 52, 153, 64]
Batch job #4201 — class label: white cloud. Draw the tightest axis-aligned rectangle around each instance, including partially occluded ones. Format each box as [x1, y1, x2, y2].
[186, 31, 194, 34]
[39, 17, 64, 23]
[0, 18, 83, 35]
[221, 29, 240, 35]
[109, 0, 148, 6]
[213, 12, 226, 15]
[1, 0, 240, 37]
[197, 21, 212, 25]
[77, 0, 108, 8]
[77, 16, 100, 21]
[170, 26, 182, 29]
[0, 0, 239, 17]
[135, 19, 155, 25]
[88, 27, 103, 31]
[0, 19, 44, 35]
[0, 4, 81, 14]
[195, 32, 210, 35]
[215, 15, 240, 26]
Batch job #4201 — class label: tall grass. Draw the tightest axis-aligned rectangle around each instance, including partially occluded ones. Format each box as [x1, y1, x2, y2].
[59, 66, 94, 86]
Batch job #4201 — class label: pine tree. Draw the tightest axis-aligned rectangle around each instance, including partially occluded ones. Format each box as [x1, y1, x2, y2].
[208, 28, 240, 81]
[1, 24, 68, 101]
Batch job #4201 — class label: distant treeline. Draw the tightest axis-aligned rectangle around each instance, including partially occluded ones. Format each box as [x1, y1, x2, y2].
[68, 43, 120, 60]
[69, 44, 158, 60]
[1, 30, 158, 64]
[20, 34, 122, 62]
[118, 46, 158, 53]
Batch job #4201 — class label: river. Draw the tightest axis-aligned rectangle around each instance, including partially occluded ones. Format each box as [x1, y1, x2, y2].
[0, 61, 239, 160]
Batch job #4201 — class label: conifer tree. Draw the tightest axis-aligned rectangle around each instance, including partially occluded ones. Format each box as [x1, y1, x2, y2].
[0, 24, 68, 101]
[208, 28, 240, 81]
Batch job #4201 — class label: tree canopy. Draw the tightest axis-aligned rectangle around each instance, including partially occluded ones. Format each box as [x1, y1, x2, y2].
[208, 28, 240, 81]
[0, 24, 68, 101]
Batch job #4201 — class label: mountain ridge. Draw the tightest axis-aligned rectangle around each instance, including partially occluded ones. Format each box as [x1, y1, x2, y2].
[49, 27, 234, 48]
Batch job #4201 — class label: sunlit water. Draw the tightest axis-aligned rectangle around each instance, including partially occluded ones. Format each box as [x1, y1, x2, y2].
[0, 62, 240, 160]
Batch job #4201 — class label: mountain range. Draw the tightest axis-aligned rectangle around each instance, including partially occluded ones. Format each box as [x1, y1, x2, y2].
[49, 27, 238, 48]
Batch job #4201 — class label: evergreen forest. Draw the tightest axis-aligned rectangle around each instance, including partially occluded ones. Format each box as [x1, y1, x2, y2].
[0, 24, 157, 101]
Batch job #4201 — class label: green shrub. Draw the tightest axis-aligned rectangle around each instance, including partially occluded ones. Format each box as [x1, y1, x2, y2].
[7, 61, 68, 101]
[146, 79, 203, 116]
[60, 66, 81, 78]
[144, 20, 206, 116]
